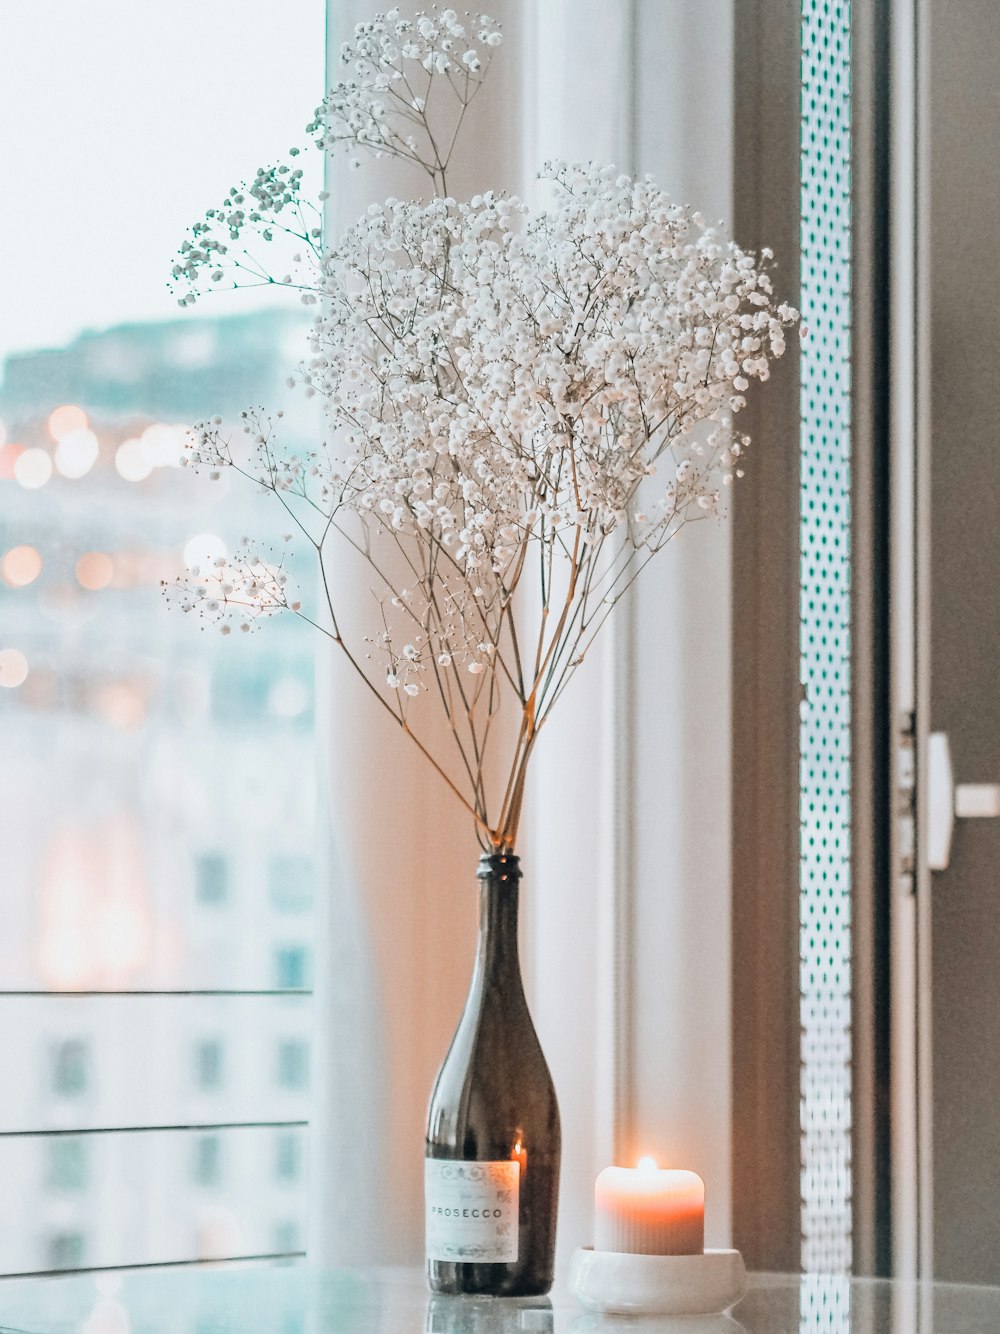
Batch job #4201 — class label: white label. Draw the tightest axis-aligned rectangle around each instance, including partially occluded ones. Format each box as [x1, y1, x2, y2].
[424, 1159, 520, 1263]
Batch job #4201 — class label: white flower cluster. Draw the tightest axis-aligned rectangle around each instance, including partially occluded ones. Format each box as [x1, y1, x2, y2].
[170, 9, 500, 304]
[361, 581, 500, 696]
[312, 163, 795, 578]
[163, 534, 298, 632]
[309, 7, 502, 179]
[170, 157, 320, 306]
[166, 8, 799, 847]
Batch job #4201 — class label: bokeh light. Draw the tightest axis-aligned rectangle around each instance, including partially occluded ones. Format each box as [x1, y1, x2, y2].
[36, 829, 99, 991]
[54, 427, 100, 479]
[76, 552, 115, 591]
[2, 545, 43, 587]
[141, 422, 186, 468]
[0, 442, 23, 479]
[47, 404, 89, 442]
[0, 648, 29, 688]
[94, 682, 146, 731]
[115, 436, 153, 483]
[14, 447, 53, 489]
[269, 676, 311, 719]
[183, 532, 226, 569]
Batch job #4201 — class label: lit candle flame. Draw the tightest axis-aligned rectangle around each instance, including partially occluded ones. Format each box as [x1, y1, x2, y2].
[636, 1155, 658, 1174]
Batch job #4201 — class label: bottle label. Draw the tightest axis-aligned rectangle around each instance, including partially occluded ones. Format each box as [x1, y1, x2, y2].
[424, 1159, 520, 1263]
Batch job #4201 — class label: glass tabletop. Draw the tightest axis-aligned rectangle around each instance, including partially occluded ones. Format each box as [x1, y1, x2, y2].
[0, 1265, 999, 1334]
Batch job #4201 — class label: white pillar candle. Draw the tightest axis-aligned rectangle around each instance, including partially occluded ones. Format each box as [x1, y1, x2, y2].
[594, 1157, 705, 1256]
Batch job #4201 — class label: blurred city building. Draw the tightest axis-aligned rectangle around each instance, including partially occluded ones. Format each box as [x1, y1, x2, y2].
[0, 309, 319, 1275]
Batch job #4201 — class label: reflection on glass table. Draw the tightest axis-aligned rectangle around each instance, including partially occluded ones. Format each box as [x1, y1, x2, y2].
[1, 1265, 1000, 1334]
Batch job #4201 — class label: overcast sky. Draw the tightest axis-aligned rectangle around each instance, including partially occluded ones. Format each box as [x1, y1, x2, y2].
[0, 0, 325, 367]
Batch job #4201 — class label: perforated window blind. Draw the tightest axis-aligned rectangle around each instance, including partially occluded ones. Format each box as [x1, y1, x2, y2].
[799, 0, 854, 1283]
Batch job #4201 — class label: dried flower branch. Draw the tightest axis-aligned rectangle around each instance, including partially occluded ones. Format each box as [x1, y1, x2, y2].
[166, 7, 798, 852]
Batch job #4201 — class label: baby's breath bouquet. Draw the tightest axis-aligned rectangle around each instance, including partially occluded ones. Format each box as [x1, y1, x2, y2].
[169, 7, 796, 854]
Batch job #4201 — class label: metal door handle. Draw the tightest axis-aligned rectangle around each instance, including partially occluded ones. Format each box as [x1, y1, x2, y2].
[927, 731, 1000, 870]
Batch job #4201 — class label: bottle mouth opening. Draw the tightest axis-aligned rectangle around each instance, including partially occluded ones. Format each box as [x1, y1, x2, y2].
[477, 851, 521, 878]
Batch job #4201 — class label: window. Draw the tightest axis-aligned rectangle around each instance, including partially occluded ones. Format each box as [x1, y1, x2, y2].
[271, 1220, 301, 1254]
[195, 1040, 224, 1093]
[51, 1040, 88, 1098]
[193, 1134, 222, 1187]
[0, 0, 322, 1277]
[268, 855, 314, 913]
[274, 946, 309, 990]
[47, 1139, 87, 1191]
[46, 1232, 85, 1271]
[275, 1041, 309, 1092]
[195, 852, 229, 906]
[274, 1131, 301, 1183]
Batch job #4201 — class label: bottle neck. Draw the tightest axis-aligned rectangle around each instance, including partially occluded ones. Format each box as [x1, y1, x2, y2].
[474, 852, 524, 988]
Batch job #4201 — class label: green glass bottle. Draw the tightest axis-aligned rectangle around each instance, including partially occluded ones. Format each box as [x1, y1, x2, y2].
[425, 853, 561, 1296]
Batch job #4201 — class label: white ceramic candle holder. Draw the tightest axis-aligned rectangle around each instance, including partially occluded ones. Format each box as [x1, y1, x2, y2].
[569, 1245, 747, 1317]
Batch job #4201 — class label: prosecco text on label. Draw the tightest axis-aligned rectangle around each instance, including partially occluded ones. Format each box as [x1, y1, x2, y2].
[430, 1206, 505, 1219]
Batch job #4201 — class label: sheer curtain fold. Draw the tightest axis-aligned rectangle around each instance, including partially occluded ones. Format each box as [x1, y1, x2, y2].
[309, 0, 524, 1265]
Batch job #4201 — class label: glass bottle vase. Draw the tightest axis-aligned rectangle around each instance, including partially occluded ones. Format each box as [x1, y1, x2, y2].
[424, 852, 561, 1296]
